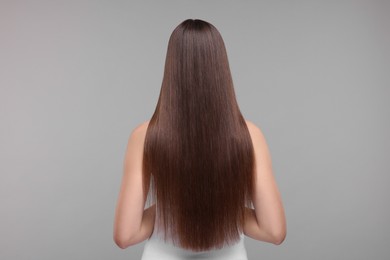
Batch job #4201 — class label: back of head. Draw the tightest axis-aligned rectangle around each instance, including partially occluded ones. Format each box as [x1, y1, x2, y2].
[143, 18, 255, 252]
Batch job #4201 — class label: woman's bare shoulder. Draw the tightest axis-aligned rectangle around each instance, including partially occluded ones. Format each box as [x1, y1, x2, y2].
[244, 119, 260, 133]
[132, 120, 150, 134]
[244, 119, 268, 145]
[127, 120, 150, 146]
[140, 120, 150, 130]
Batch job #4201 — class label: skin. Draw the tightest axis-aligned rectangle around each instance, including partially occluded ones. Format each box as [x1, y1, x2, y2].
[113, 120, 286, 249]
[245, 120, 287, 245]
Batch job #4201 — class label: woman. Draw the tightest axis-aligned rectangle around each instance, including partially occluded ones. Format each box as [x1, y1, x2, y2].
[113, 18, 286, 259]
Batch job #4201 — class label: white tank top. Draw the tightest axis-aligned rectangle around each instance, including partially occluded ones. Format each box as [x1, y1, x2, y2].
[141, 202, 248, 260]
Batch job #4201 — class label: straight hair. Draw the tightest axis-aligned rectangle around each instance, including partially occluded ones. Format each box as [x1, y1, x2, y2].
[142, 18, 255, 252]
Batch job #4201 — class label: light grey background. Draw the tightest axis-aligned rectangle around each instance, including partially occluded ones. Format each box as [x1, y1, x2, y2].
[1, 0, 389, 259]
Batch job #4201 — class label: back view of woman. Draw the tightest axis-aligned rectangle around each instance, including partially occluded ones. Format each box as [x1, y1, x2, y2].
[113, 19, 286, 259]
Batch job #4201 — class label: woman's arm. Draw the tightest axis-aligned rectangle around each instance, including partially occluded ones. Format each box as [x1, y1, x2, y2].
[245, 120, 287, 245]
[243, 207, 282, 244]
[113, 121, 153, 249]
[127, 204, 157, 246]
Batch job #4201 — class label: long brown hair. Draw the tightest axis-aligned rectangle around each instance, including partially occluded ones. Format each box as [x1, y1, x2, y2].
[142, 19, 255, 252]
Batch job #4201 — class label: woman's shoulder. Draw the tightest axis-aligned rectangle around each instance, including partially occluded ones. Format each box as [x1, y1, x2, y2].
[244, 119, 269, 147]
[127, 121, 150, 147]
[244, 119, 255, 129]
[132, 120, 150, 135]
[244, 119, 261, 134]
